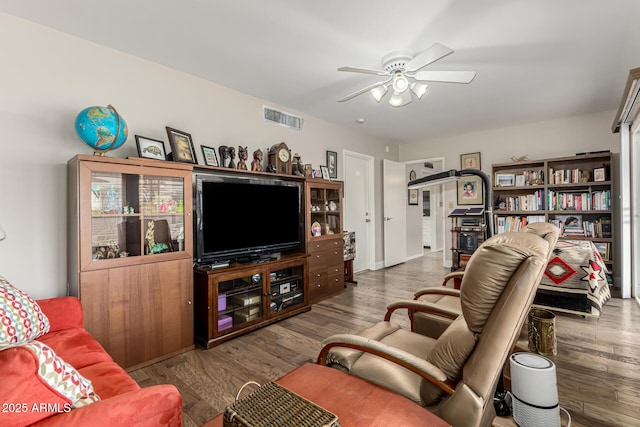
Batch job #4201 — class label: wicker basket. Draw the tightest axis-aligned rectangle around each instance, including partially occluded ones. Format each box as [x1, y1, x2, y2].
[223, 381, 339, 427]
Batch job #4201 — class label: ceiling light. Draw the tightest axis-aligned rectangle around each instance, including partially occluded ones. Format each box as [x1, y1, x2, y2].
[392, 73, 409, 93]
[411, 82, 428, 99]
[370, 85, 388, 102]
[389, 92, 403, 107]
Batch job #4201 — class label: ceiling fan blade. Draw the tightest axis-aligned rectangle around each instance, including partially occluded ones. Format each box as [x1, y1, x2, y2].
[338, 66, 389, 76]
[405, 43, 454, 72]
[338, 78, 392, 102]
[414, 70, 477, 84]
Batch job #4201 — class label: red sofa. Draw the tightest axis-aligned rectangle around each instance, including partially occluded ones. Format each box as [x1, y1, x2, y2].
[0, 296, 182, 427]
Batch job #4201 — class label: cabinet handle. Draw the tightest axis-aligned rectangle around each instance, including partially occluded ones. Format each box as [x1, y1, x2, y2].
[188, 300, 192, 305]
[335, 278, 339, 282]
[317, 284, 321, 288]
[316, 255, 320, 258]
[317, 273, 321, 277]
[207, 306, 210, 310]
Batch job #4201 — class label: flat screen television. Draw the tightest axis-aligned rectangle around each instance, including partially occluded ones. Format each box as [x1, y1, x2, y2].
[194, 173, 303, 265]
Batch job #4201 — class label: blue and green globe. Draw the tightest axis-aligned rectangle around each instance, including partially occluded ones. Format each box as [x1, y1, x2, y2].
[75, 105, 128, 154]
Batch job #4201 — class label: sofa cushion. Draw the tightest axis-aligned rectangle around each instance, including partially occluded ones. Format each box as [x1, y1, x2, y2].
[39, 328, 113, 369]
[0, 275, 50, 350]
[422, 316, 477, 405]
[78, 361, 141, 400]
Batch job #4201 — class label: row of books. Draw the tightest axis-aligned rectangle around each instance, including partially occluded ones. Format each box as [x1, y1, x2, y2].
[519, 169, 545, 186]
[494, 215, 545, 234]
[497, 190, 544, 212]
[547, 216, 612, 238]
[548, 168, 588, 184]
[547, 190, 611, 211]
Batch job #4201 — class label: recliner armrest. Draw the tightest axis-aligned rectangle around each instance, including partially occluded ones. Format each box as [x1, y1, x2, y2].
[413, 287, 461, 299]
[318, 334, 455, 395]
[385, 300, 461, 321]
[441, 271, 465, 287]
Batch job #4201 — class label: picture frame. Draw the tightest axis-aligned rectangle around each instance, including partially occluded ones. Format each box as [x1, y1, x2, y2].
[165, 126, 197, 164]
[460, 152, 481, 169]
[495, 173, 515, 187]
[326, 150, 338, 179]
[555, 214, 582, 228]
[320, 166, 331, 180]
[593, 242, 610, 261]
[408, 189, 419, 205]
[515, 174, 526, 187]
[200, 145, 219, 167]
[457, 176, 483, 205]
[594, 167, 606, 182]
[135, 135, 167, 161]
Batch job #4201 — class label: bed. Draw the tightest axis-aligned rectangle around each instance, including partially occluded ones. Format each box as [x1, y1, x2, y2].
[533, 239, 611, 317]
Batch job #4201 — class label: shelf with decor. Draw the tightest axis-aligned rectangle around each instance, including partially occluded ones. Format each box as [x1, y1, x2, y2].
[68, 155, 194, 370]
[492, 152, 614, 290]
[449, 207, 487, 271]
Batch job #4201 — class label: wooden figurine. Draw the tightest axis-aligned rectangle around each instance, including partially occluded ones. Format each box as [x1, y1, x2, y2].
[237, 146, 248, 170]
[227, 146, 236, 169]
[251, 148, 263, 172]
[218, 145, 230, 168]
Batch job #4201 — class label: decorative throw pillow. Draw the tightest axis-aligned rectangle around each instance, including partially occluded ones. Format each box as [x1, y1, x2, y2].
[0, 275, 50, 350]
[25, 340, 100, 407]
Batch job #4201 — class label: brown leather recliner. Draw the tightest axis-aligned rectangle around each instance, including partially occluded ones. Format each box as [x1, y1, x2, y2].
[411, 222, 560, 338]
[317, 230, 551, 427]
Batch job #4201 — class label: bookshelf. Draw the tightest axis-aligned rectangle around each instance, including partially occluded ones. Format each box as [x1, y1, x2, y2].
[492, 152, 614, 286]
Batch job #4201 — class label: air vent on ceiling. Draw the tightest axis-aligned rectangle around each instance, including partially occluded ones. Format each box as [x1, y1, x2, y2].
[263, 106, 304, 131]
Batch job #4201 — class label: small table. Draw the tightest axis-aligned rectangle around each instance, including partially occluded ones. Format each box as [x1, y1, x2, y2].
[202, 363, 450, 427]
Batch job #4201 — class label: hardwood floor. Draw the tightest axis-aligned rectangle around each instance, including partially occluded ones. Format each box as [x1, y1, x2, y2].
[129, 252, 640, 427]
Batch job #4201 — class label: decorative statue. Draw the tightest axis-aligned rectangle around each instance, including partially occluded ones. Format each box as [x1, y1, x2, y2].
[218, 145, 230, 168]
[237, 146, 248, 170]
[146, 220, 156, 252]
[292, 153, 305, 176]
[227, 146, 236, 169]
[251, 148, 264, 172]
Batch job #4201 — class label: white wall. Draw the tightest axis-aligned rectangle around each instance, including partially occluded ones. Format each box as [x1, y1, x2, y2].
[400, 109, 620, 269]
[0, 13, 397, 298]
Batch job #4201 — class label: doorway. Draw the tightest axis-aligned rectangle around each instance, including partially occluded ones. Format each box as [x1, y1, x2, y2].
[343, 151, 375, 272]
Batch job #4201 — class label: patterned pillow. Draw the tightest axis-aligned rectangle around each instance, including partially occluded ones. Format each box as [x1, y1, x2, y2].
[25, 340, 100, 407]
[1, 275, 50, 350]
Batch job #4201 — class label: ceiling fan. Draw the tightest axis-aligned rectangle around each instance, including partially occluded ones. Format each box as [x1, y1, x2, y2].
[338, 43, 476, 107]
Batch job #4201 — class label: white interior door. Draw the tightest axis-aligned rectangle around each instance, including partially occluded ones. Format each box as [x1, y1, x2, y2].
[344, 152, 374, 272]
[632, 122, 640, 302]
[383, 159, 407, 267]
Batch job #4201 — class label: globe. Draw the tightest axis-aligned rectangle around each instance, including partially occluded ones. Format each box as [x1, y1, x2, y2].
[75, 105, 128, 154]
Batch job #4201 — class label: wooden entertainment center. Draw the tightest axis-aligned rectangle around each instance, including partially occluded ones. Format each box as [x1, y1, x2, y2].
[68, 155, 345, 365]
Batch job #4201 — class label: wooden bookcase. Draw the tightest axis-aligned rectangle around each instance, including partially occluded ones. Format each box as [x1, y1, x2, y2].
[67, 155, 195, 370]
[492, 152, 614, 285]
[449, 208, 487, 271]
[305, 179, 345, 302]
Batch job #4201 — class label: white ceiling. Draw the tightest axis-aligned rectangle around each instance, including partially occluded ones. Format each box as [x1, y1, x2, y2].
[2, 0, 640, 143]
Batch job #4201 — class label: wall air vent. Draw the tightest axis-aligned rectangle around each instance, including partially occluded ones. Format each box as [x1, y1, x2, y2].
[263, 106, 304, 131]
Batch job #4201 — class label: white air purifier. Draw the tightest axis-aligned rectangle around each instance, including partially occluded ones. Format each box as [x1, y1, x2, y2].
[510, 352, 560, 427]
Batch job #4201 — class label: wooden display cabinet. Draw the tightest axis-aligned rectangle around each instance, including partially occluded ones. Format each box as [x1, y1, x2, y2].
[68, 155, 194, 369]
[194, 253, 309, 349]
[305, 179, 345, 302]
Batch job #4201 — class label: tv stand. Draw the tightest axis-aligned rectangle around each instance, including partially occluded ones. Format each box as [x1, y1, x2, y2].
[194, 252, 309, 349]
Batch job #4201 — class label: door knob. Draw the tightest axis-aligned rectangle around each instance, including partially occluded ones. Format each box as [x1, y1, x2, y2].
[365, 219, 371, 223]
[385, 216, 392, 221]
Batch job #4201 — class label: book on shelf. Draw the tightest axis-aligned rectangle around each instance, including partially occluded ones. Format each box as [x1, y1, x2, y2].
[494, 215, 545, 234]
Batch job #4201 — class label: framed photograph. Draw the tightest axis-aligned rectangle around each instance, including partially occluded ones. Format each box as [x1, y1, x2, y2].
[165, 126, 197, 164]
[593, 242, 610, 261]
[515, 174, 526, 187]
[201, 145, 219, 167]
[409, 169, 417, 181]
[594, 167, 606, 182]
[321, 166, 330, 180]
[135, 135, 166, 160]
[460, 152, 481, 169]
[555, 214, 582, 228]
[495, 173, 515, 187]
[326, 150, 338, 179]
[457, 176, 483, 205]
[408, 189, 419, 205]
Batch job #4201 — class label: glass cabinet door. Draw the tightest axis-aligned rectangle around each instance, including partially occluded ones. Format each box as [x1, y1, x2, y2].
[217, 273, 263, 334]
[269, 265, 304, 314]
[87, 168, 189, 264]
[309, 186, 342, 238]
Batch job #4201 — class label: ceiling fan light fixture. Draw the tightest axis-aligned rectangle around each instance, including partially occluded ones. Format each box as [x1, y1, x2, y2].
[411, 82, 428, 99]
[370, 84, 388, 102]
[389, 92, 404, 107]
[392, 73, 409, 93]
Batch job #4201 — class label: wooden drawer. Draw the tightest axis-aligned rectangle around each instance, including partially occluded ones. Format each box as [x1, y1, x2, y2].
[308, 237, 342, 254]
[327, 270, 345, 292]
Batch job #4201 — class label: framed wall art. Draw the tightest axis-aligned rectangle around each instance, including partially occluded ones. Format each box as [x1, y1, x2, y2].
[495, 173, 515, 187]
[166, 126, 197, 164]
[135, 135, 167, 160]
[457, 176, 483, 205]
[201, 145, 219, 167]
[460, 152, 481, 169]
[326, 150, 338, 179]
[594, 167, 606, 182]
[408, 189, 419, 205]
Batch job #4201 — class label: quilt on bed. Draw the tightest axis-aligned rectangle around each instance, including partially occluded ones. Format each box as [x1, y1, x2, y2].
[538, 239, 611, 315]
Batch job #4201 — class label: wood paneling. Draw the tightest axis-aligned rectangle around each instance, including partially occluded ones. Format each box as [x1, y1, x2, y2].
[129, 252, 640, 427]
